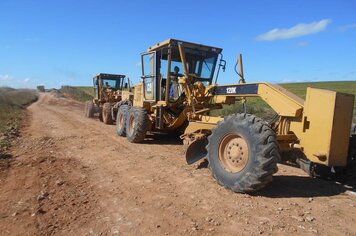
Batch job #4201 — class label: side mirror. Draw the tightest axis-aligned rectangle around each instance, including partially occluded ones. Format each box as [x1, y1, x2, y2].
[127, 77, 132, 92]
[219, 59, 226, 72]
[214, 55, 226, 84]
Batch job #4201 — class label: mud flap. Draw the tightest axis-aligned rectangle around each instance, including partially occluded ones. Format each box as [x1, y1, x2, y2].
[185, 137, 208, 165]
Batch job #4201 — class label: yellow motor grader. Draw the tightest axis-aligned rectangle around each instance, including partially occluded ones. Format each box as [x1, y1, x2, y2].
[117, 39, 355, 192]
[85, 73, 133, 125]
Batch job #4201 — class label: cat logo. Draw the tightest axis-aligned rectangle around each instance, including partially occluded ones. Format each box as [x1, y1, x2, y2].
[226, 87, 237, 94]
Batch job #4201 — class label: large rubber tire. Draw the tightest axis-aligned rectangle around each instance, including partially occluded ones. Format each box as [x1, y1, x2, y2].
[126, 107, 148, 143]
[84, 101, 88, 117]
[102, 103, 113, 124]
[116, 105, 129, 136]
[98, 107, 103, 122]
[207, 113, 279, 193]
[85, 101, 94, 118]
[88, 102, 94, 118]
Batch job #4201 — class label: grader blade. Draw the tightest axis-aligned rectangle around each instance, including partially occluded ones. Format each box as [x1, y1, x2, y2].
[185, 138, 208, 165]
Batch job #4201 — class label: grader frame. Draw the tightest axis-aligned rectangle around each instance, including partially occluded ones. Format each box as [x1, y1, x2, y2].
[118, 39, 355, 193]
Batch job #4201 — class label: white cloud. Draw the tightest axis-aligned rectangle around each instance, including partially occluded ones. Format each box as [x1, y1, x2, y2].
[256, 19, 332, 41]
[338, 23, 356, 32]
[0, 75, 34, 88]
[0, 75, 12, 81]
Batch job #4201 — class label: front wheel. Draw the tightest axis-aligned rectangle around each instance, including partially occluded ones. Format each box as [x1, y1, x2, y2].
[126, 107, 148, 143]
[207, 113, 279, 193]
[102, 103, 113, 124]
[116, 105, 129, 136]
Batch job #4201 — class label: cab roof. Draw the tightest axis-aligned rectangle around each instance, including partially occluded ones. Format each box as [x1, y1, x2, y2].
[94, 73, 126, 79]
[147, 38, 223, 54]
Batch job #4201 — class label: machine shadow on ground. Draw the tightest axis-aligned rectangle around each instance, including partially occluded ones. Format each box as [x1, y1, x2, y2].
[194, 159, 354, 198]
[256, 175, 354, 198]
[142, 133, 183, 145]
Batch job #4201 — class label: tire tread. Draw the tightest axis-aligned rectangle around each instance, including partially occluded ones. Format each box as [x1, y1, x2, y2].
[207, 113, 279, 193]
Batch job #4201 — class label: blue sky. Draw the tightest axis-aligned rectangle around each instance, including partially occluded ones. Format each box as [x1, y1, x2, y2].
[0, 0, 355, 88]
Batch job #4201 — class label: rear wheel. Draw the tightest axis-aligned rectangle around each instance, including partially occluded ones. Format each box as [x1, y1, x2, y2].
[85, 101, 94, 118]
[116, 105, 129, 136]
[102, 103, 113, 124]
[98, 107, 103, 122]
[207, 113, 279, 193]
[126, 107, 148, 143]
[84, 101, 88, 117]
[84, 102, 88, 117]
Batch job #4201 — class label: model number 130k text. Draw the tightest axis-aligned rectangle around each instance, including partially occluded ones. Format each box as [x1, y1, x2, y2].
[226, 87, 237, 94]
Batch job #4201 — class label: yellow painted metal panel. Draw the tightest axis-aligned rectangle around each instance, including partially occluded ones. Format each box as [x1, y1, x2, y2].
[121, 91, 133, 101]
[329, 92, 354, 165]
[258, 83, 304, 117]
[133, 83, 144, 107]
[301, 88, 354, 166]
[211, 95, 236, 104]
[200, 115, 223, 124]
[185, 121, 217, 134]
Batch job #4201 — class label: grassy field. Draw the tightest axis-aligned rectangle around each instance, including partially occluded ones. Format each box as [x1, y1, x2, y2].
[75, 86, 95, 97]
[0, 87, 38, 152]
[60, 86, 94, 102]
[282, 81, 356, 122]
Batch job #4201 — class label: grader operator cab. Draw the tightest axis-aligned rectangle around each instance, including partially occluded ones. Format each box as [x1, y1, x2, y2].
[116, 39, 355, 193]
[84, 73, 133, 124]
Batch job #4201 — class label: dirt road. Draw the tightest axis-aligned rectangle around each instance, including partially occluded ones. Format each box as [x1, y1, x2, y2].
[0, 92, 355, 235]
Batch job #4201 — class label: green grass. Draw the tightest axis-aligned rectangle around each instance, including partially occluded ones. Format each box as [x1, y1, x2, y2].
[212, 81, 356, 122]
[281, 81, 356, 121]
[0, 87, 38, 152]
[60, 86, 94, 102]
[75, 86, 95, 97]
